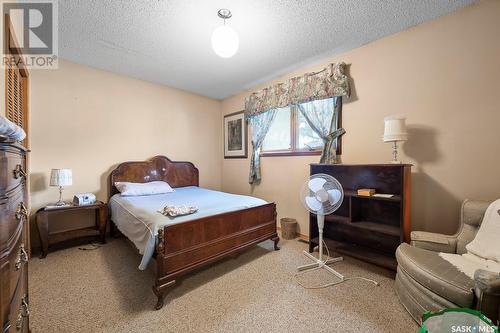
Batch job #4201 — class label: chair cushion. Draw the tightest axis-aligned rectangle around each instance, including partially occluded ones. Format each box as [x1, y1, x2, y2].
[396, 243, 475, 307]
[396, 268, 456, 324]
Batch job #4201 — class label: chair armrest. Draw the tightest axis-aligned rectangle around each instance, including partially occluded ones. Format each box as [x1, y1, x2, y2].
[475, 269, 500, 293]
[410, 231, 457, 253]
[474, 269, 500, 325]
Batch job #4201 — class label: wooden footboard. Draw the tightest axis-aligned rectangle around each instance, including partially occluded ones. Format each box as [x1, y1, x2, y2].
[153, 202, 278, 309]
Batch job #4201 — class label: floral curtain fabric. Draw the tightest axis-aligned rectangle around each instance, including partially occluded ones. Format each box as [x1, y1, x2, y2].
[245, 62, 350, 184]
[248, 109, 278, 184]
[297, 97, 345, 164]
[244, 62, 350, 118]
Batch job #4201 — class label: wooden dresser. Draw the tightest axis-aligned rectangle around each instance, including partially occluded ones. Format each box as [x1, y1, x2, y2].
[0, 143, 29, 333]
[309, 164, 411, 270]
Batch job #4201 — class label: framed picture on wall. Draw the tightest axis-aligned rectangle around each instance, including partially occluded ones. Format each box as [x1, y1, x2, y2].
[224, 111, 248, 159]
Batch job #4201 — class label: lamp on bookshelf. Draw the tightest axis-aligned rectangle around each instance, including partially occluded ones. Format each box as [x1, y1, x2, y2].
[383, 116, 408, 163]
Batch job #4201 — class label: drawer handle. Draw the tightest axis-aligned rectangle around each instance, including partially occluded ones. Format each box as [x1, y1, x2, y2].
[15, 202, 28, 221]
[15, 296, 29, 331]
[13, 164, 27, 180]
[21, 296, 30, 317]
[15, 244, 28, 270]
[16, 312, 23, 331]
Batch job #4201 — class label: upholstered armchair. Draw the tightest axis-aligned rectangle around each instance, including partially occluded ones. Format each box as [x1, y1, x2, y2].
[395, 199, 500, 326]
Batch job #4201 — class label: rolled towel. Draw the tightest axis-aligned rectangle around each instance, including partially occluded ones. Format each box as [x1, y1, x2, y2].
[158, 205, 198, 217]
[0, 116, 26, 142]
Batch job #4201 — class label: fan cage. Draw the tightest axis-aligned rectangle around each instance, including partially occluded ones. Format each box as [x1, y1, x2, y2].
[300, 173, 344, 215]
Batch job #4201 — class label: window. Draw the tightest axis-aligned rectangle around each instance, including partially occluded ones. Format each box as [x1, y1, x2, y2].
[261, 107, 292, 151]
[261, 98, 341, 156]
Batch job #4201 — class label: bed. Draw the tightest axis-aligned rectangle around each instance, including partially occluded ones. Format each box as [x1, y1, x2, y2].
[108, 156, 279, 310]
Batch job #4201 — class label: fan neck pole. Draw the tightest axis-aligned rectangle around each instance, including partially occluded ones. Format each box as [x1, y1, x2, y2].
[317, 214, 325, 261]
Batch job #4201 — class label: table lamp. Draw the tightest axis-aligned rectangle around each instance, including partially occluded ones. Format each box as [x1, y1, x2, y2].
[383, 116, 408, 163]
[50, 169, 72, 206]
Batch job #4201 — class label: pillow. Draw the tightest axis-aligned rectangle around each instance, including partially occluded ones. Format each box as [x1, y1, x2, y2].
[115, 181, 174, 196]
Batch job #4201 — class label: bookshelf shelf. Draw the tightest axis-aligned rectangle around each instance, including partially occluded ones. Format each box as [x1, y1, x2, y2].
[344, 190, 401, 202]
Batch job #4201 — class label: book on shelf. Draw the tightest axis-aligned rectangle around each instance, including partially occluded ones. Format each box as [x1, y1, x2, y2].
[372, 193, 394, 198]
[357, 188, 376, 196]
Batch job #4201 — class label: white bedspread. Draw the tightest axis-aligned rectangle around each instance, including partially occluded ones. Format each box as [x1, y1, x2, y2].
[109, 186, 268, 270]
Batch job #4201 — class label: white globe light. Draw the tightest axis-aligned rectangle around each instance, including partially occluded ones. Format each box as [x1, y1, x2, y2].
[211, 25, 239, 58]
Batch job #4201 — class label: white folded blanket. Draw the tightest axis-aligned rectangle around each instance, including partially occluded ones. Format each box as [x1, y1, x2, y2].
[440, 199, 500, 279]
[440, 252, 500, 279]
[0, 116, 26, 142]
[158, 205, 198, 217]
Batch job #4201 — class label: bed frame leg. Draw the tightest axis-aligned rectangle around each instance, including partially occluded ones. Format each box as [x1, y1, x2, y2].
[155, 295, 165, 311]
[153, 280, 175, 310]
[272, 236, 280, 251]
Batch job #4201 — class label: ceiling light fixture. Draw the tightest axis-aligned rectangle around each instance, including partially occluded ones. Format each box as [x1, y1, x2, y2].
[211, 9, 239, 58]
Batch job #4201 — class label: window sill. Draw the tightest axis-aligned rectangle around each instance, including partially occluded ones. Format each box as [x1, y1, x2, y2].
[260, 150, 322, 157]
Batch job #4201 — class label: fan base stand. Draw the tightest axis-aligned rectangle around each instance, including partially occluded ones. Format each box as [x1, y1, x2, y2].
[297, 250, 345, 281]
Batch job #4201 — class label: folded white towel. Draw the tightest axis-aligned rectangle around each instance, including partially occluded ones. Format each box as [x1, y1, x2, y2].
[0, 116, 26, 142]
[158, 205, 198, 217]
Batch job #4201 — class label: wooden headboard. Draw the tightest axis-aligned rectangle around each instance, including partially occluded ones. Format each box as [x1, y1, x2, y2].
[108, 156, 199, 198]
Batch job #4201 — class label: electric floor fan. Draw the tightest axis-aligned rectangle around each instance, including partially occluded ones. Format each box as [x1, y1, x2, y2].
[298, 173, 346, 281]
[297, 173, 379, 288]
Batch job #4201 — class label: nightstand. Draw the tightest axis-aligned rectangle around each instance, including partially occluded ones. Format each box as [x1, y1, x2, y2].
[35, 201, 107, 258]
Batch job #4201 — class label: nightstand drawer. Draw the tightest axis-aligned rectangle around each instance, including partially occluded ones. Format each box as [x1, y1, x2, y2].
[0, 188, 27, 251]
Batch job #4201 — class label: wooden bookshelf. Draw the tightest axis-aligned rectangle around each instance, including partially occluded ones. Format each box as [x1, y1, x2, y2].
[309, 164, 411, 270]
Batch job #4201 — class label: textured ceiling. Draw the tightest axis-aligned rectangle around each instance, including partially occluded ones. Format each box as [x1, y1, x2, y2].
[59, 0, 477, 99]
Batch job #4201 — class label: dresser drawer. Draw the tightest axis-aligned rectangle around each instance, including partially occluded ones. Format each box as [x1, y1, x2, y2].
[0, 188, 27, 250]
[3, 269, 28, 333]
[0, 147, 26, 195]
[5, 226, 27, 307]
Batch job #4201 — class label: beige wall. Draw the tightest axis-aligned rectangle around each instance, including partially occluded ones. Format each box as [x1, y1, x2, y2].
[221, 0, 500, 236]
[30, 60, 221, 234]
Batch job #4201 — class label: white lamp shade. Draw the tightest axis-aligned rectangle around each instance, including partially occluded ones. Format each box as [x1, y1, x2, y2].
[50, 169, 72, 187]
[211, 25, 239, 58]
[383, 116, 408, 142]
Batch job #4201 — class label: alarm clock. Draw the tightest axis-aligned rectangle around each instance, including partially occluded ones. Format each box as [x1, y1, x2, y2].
[73, 193, 96, 206]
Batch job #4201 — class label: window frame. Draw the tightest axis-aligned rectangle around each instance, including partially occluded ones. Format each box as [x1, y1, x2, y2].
[260, 98, 342, 157]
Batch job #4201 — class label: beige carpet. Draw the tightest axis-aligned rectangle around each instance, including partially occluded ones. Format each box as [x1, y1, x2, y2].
[29, 238, 418, 332]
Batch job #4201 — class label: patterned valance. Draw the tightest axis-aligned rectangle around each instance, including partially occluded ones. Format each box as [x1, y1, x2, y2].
[245, 62, 350, 118]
